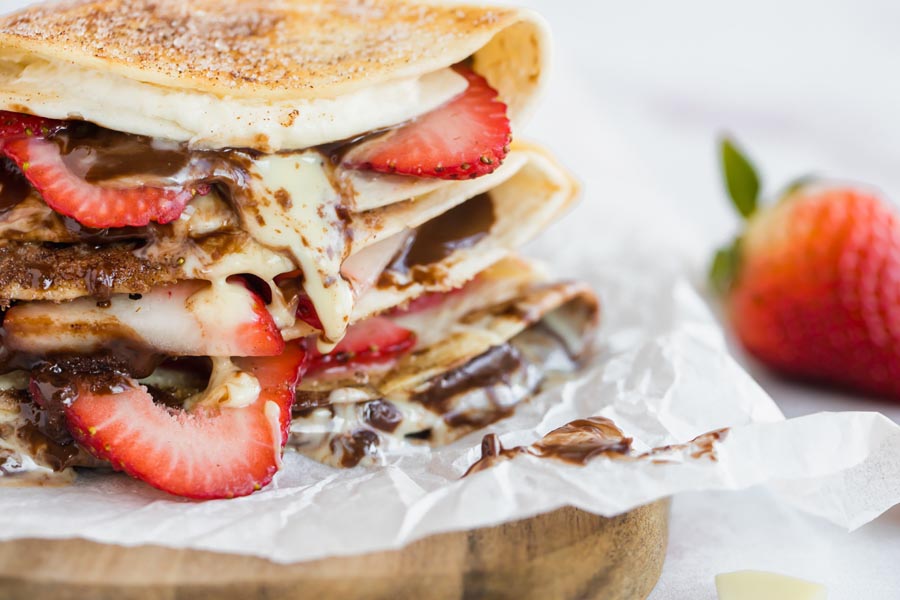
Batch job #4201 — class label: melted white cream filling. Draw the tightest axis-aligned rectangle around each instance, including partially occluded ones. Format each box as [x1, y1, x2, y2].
[187, 357, 261, 410]
[0, 54, 467, 151]
[239, 152, 353, 351]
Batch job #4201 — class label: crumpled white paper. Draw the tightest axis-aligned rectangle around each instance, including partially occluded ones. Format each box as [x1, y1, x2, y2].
[1, 217, 899, 563]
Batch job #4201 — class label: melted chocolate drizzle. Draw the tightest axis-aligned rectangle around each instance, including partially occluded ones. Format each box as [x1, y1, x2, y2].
[0, 159, 31, 213]
[15, 393, 80, 471]
[379, 193, 495, 287]
[329, 429, 380, 468]
[57, 123, 194, 184]
[362, 399, 402, 433]
[414, 344, 524, 427]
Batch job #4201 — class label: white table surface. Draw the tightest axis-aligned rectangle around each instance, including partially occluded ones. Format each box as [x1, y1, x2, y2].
[4, 0, 900, 597]
[513, 1, 900, 597]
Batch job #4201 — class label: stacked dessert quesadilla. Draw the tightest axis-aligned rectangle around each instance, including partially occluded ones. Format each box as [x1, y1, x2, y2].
[0, 0, 598, 497]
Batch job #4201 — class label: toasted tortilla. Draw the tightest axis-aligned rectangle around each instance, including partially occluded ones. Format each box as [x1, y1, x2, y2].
[0, 0, 548, 149]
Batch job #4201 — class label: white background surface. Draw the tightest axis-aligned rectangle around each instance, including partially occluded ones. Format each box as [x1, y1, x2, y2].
[4, 0, 900, 597]
[514, 1, 900, 597]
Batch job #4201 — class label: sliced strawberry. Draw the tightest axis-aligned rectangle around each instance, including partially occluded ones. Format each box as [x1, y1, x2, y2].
[342, 66, 511, 180]
[274, 270, 325, 331]
[310, 316, 415, 372]
[4, 281, 284, 359]
[295, 293, 324, 330]
[387, 285, 474, 317]
[392, 291, 450, 315]
[230, 289, 286, 357]
[41, 345, 307, 499]
[1, 137, 202, 228]
[0, 111, 67, 139]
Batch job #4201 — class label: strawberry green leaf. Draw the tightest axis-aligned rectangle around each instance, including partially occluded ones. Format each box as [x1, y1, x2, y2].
[720, 137, 760, 219]
[709, 239, 741, 296]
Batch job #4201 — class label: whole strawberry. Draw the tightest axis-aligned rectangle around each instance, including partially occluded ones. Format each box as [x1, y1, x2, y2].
[711, 138, 900, 400]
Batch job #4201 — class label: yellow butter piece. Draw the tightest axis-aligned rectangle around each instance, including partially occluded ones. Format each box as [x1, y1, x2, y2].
[716, 570, 827, 600]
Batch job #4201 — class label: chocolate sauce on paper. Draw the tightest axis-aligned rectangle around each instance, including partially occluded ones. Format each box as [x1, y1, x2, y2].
[532, 418, 634, 464]
[642, 428, 729, 463]
[464, 433, 522, 475]
[464, 417, 633, 476]
[464, 417, 730, 476]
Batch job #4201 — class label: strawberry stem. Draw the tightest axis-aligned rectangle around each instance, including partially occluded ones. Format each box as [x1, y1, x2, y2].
[720, 137, 761, 219]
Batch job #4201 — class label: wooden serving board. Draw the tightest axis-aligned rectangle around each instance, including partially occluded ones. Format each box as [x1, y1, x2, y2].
[0, 500, 669, 600]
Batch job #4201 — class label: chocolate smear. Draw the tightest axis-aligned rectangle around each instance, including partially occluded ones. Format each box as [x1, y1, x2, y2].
[464, 417, 729, 476]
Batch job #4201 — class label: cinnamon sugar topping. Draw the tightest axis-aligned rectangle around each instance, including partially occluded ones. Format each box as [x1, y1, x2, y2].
[0, 0, 513, 99]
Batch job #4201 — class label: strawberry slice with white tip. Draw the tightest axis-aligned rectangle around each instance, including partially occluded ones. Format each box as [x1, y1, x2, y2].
[4, 281, 284, 359]
[310, 316, 415, 372]
[1, 136, 202, 228]
[37, 345, 308, 499]
[342, 66, 511, 180]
